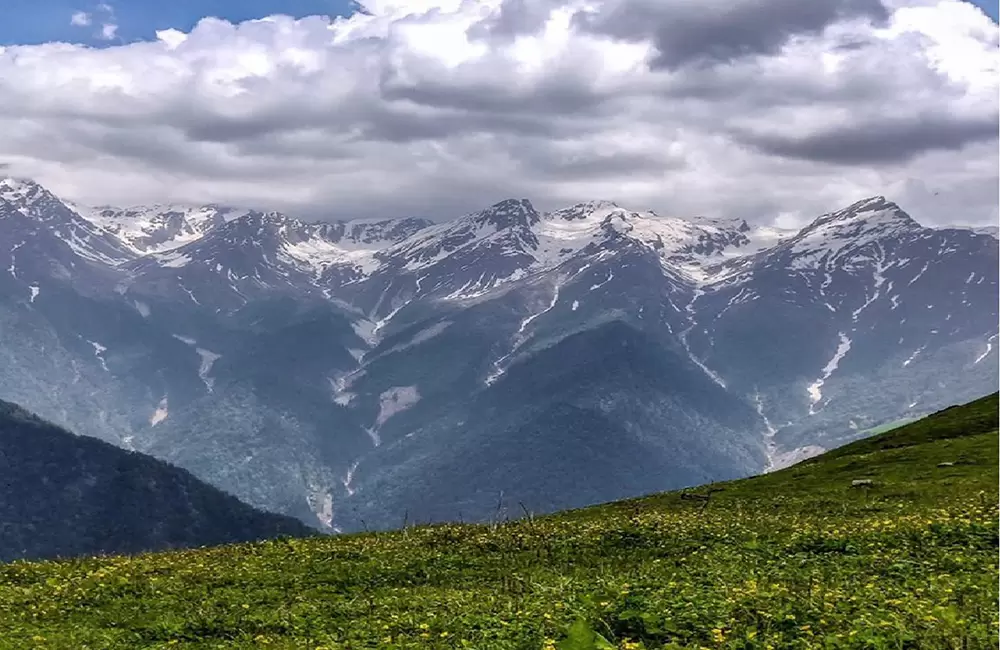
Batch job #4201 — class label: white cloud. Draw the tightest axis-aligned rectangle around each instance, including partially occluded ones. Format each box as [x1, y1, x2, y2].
[99, 23, 119, 40]
[1, 0, 997, 226]
[70, 11, 92, 27]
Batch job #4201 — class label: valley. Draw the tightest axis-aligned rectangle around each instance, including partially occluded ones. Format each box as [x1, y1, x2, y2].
[0, 177, 996, 530]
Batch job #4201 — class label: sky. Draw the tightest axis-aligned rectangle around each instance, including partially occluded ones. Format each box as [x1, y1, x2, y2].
[0, 0, 997, 227]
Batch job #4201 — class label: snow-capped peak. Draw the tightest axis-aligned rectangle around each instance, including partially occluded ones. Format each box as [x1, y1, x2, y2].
[132, 209, 433, 296]
[0, 177, 135, 265]
[0, 177, 36, 202]
[0, 177, 68, 218]
[773, 196, 922, 271]
[80, 203, 253, 255]
[473, 199, 541, 230]
[805, 196, 916, 232]
[546, 200, 623, 222]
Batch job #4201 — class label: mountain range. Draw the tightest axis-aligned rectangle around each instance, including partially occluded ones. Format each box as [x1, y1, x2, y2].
[1, 176, 996, 531]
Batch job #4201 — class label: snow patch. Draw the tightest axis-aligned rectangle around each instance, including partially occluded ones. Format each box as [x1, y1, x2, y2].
[364, 426, 382, 447]
[754, 391, 780, 473]
[28, 285, 39, 303]
[902, 345, 925, 367]
[374, 385, 420, 429]
[807, 332, 852, 413]
[306, 484, 334, 529]
[342, 460, 360, 497]
[351, 318, 378, 346]
[362, 385, 420, 447]
[374, 321, 452, 361]
[849, 242, 887, 322]
[179, 282, 200, 304]
[328, 376, 356, 406]
[486, 280, 561, 385]
[908, 262, 930, 286]
[370, 292, 414, 341]
[589, 271, 614, 291]
[134, 300, 150, 317]
[88, 340, 110, 372]
[170, 334, 221, 390]
[196, 348, 221, 391]
[150, 396, 169, 426]
[8, 240, 24, 278]
[974, 335, 997, 365]
[678, 289, 726, 389]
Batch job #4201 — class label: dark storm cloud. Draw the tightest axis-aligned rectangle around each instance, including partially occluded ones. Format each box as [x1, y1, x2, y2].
[376, 62, 609, 118]
[737, 112, 1000, 165]
[574, 0, 889, 69]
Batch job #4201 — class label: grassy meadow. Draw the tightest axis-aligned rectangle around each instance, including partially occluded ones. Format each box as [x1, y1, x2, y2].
[0, 394, 996, 649]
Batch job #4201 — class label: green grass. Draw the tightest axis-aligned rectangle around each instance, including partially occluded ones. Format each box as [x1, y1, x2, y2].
[1, 394, 997, 650]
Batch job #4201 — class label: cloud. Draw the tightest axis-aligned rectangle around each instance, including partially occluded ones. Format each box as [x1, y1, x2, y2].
[70, 11, 93, 27]
[573, 0, 891, 69]
[100, 23, 119, 40]
[735, 111, 999, 164]
[69, 3, 117, 40]
[0, 0, 996, 227]
[97, 2, 119, 40]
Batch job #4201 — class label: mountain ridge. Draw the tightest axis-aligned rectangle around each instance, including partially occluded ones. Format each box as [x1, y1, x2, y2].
[0, 398, 314, 562]
[0, 175, 995, 531]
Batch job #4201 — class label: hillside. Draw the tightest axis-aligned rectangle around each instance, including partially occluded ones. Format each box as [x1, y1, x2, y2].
[2, 177, 996, 531]
[0, 400, 314, 563]
[0, 393, 996, 649]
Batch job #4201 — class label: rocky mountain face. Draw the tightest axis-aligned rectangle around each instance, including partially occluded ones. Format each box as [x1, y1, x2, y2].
[0, 177, 995, 531]
[0, 399, 313, 562]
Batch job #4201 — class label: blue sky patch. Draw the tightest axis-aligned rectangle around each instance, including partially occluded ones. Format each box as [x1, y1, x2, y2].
[0, 0, 359, 46]
[0, 1, 996, 48]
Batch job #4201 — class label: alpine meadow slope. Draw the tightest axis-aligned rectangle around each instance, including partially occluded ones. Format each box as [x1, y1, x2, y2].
[0, 176, 996, 529]
[0, 393, 995, 649]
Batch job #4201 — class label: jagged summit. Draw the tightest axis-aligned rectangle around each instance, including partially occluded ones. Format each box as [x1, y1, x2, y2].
[0, 176, 136, 265]
[0, 176, 34, 196]
[83, 204, 252, 254]
[473, 199, 541, 230]
[547, 200, 623, 221]
[1, 177, 69, 218]
[1, 176, 978, 298]
[805, 196, 918, 231]
[776, 196, 922, 268]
